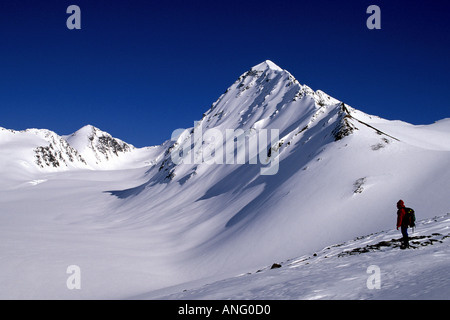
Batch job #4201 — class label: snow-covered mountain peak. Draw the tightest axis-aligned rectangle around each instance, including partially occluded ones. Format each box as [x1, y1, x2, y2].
[251, 60, 283, 72]
[65, 125, 135, 166]
[70, 124, 98, 136]
[67, 124, 116, 141]
[0, 124, 143, 173]
[199, 61, 308, 130]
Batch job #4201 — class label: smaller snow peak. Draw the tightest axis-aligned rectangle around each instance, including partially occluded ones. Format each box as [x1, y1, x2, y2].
[73, 124, 100, 137]
[63, 124, 135, 167]
[83, 124, 97, 132]
[251, 60, 283, 72]
[81, 124, 96, 130]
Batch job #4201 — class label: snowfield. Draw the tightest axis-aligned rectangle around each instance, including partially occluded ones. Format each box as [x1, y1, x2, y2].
[145, 214, 450, 300]
[0, 60, 449, 299]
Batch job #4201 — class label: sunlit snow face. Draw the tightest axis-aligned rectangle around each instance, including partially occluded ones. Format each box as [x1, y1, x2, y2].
[170, 124, 279, 175]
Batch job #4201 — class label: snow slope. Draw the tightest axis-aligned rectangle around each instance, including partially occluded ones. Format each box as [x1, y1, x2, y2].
[145, 214, 450, 300]
[0, 60, 449, 299]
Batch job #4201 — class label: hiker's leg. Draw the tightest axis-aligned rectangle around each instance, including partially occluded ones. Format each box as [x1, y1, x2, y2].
[401, 226, 409, 247]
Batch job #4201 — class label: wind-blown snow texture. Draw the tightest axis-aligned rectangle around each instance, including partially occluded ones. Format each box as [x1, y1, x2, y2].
[145, 214, 450, 300]
[0, 60, 449, 299]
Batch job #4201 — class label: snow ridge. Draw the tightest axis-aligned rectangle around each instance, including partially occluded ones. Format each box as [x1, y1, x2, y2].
[0, 125, 137, 171]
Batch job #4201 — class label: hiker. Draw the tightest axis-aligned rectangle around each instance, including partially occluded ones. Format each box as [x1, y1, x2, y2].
[396, 200, 409, 248]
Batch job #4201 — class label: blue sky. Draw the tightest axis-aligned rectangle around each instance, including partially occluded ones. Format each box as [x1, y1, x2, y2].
[1, 0, 449, 147]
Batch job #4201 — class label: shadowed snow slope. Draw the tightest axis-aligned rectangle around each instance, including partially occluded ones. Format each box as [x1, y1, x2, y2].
[0, 60, 449, 299]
